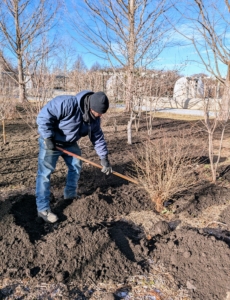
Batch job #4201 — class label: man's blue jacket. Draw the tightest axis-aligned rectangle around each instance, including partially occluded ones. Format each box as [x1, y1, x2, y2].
[37, 90, 108, 159]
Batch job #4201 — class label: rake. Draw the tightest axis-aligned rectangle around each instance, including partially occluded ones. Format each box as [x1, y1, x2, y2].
[56, 146, 138, 185]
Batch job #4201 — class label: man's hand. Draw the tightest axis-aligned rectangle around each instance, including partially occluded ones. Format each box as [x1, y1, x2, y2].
[44, 138, 56, 150]
[101, 157, 112, 175]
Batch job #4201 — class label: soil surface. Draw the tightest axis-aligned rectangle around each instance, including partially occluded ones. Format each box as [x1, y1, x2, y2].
[0, 113, 230, 300]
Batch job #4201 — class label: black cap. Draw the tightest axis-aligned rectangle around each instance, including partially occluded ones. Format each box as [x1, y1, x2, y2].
[89, 92, 109, 114]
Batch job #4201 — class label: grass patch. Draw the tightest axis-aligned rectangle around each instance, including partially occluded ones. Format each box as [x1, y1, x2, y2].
[154, 111, 205, 121]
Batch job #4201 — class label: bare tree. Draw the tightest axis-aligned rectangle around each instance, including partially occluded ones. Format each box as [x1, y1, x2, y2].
[175, 0, 230, 120]
[199, 81, 229, 183]
[73, 55, 88, 73]
[51, 39, 82, 76]
[173, 0, 230, 182]
[71, 0, 173, 112]
[90, 62, 102, 72]
[0, 94, 16, 144]
[0, 0, 59, 102]
[0, 50, 17, 143]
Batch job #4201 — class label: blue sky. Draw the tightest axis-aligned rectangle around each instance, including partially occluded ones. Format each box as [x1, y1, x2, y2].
[155, 44, 227, 77]
[66, 42, 216, 76]
[1, 0, 228, 78]
[61, 0, 229, 77]
[66, 39, 227, 79]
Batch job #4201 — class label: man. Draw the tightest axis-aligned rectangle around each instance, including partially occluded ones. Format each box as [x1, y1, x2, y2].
[36, 90, 112, 223]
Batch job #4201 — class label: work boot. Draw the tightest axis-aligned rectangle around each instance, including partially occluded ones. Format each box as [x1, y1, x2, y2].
[64, 194, 80, 200]
[38, 209, 58, 223]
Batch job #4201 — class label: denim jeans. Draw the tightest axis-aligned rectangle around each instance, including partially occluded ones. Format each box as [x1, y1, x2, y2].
[35, 137, 82, 212]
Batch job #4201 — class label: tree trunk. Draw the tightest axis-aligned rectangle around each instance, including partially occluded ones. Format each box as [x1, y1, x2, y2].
[125, 0, 135, 112]
[220, 62, 230, 121]
[126, 71, 134, 111]
[18, 55, 26, 102]
[127, 119, 132, 144]
[15, 1, 26, 103]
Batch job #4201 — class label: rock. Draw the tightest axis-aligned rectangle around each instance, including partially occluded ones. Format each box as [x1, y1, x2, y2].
[183, 251, 191, 258]
[171, 254, 178, 264]
[167, 241, 174, 249]
[100, 292, 115, 300]
[186, 280, 197, 290]
[56, 272, 64, 282]
[151, 221, 171, 236]
[115, 290, 129, 298]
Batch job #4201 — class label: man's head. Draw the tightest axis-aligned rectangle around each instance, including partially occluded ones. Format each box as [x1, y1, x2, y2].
[89, 92, 109, 117]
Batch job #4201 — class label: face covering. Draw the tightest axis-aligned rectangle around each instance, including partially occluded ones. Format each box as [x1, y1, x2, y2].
[82, 94, 96, 123]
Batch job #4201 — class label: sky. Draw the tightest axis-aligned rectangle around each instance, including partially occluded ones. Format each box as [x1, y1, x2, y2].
[155, 45, 227, 77]
[60, 0, 229, 78]
[64, 43, 216, 76]
[61, 37, 215, 76]
[0, 0, 228, 78]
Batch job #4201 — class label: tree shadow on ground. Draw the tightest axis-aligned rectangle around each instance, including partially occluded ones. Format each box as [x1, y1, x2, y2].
[202, 227, 230, 247]
[70, 220, 149, 285]
[167, 182, 218, 214]
[219, 164, 230, 179]
[0, 283, 105, 300]
[0, 196, 14, 222]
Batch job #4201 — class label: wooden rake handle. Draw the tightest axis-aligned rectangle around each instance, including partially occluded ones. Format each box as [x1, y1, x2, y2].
[56, 146, 139, 185]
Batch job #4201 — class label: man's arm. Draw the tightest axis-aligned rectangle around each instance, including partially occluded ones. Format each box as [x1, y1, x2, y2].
[90, 119, 108, 158]
[90, 120, 112, 175]
[37, 96, 75, 139]
[37, 98, 61, 139]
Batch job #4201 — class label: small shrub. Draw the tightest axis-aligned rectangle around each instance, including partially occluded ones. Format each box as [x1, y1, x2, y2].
[133, 130, 203, 212]
[0, 96, 17, 143]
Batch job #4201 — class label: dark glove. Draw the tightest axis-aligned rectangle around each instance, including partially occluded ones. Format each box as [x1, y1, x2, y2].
[101, 157, 112, 175]
[44, 138, 55, 150]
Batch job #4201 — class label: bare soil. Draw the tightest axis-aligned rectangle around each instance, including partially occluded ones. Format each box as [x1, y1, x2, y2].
[0, 114, 230, 300]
